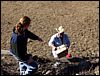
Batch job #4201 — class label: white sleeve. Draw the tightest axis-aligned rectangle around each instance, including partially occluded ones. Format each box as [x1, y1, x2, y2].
[65, 34, 70, 48]
[48, 35, 55, 46]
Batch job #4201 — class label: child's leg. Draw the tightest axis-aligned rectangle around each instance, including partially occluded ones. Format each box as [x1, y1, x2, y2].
[52, 50, 59, 59]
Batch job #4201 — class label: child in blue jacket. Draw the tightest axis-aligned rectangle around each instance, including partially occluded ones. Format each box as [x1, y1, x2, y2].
[10, 16, 43, 75]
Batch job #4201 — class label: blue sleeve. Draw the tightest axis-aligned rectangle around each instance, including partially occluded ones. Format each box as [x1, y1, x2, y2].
[10, 33, 19, 58]
[65, 34, 70, 48]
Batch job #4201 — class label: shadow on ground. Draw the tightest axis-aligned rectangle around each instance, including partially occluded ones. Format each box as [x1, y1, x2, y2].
[31, 55, 99, 75]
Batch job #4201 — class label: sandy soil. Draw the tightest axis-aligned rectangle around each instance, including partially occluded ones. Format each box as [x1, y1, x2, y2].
[1, 1, 99, 75]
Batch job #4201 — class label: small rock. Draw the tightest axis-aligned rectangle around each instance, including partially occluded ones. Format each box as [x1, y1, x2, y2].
[95, 70, 99, 75]
[76, 73, 79, 75]
[8, 22, 11, 24]
[95, 59, 99, 63]
[94, 66, 99, 75]
[1, 56, 5, 60]
[45, 70, 51, 75]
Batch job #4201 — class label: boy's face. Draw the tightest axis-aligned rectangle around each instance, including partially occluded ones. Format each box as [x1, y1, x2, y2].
[24, 25, 29, 29]
[58, 32, 64, 37]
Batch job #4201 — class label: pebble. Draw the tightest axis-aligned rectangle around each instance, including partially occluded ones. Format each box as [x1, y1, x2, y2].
[45, 70, 51, 75]
[1, 56, 5, 60]
[95, 59, 99, 63]
[76, 73, 79, 75]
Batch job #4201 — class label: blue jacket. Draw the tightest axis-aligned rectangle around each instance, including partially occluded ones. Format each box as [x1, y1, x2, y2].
[10, 27, 39, 61]
[48, 33, 70, 48]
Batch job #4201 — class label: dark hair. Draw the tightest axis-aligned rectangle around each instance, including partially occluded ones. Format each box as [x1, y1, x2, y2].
[19, 16, 31, 25]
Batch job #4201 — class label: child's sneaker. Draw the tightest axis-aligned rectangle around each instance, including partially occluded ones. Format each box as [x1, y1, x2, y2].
[52, 61, 61, 68]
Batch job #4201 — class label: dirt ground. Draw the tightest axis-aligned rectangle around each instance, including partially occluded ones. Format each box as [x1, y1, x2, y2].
[1, 1, 99, 75]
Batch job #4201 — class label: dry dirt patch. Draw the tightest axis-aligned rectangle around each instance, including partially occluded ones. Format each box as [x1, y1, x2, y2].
[1, 1, 99, 75]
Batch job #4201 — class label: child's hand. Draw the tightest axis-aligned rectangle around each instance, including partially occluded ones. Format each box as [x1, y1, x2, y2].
[38, 37, 43, 42]
[27, 57, 33, 64]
